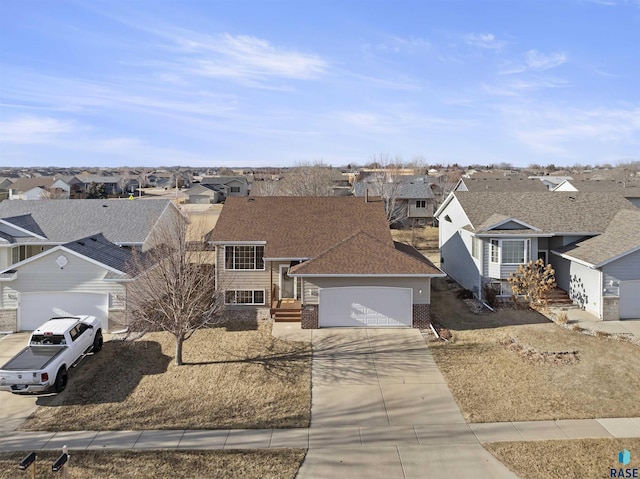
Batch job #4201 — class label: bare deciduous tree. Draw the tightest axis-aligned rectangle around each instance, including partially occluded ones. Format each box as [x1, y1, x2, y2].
[365, 155, 409, 226]
[125, 211, 225, 365]
[279, 160, 336, 196]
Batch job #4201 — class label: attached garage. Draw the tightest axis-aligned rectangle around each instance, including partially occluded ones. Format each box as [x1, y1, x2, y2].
[189, 195, 212, 205]
[19, 292, 109, 330]
[619, 280, 640, 320]
[318, 287, 412, 327]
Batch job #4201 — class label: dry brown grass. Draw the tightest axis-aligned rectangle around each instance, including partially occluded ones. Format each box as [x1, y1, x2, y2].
[429, 286, 640, 422]
[485, 439, 640, 479]
[0, 449, 305, 479]
[22, 320, 311, 431]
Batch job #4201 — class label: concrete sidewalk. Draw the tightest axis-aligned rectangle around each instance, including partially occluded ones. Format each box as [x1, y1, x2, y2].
[2, 417, 639, 453]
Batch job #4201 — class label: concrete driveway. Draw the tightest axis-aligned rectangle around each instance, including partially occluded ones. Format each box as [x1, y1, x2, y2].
[297, 328, 518, 479]
[0, 333, 39, 432]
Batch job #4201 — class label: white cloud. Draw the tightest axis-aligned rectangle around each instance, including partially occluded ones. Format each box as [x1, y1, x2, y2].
[501, 49, 568, 74]
[525, 49, 567, 70]
[173, 33, 328, 82]
[0, 116, 74, 144]
[463, 33, 505, 50]
[502, 105, 640, 154]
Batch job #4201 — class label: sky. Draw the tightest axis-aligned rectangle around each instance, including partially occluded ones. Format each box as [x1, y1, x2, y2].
[0, 0, 639, 169]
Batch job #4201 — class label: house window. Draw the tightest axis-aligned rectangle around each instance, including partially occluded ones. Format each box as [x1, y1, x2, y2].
[225, 290, 265, 305]
[472, 237, 481, 259]
[490, 240, 499, 263]
[224, 245, 264, 270]
[502, 240, 527, 264]
[489, 239, 528, 264]
[11, 245, 28, 264]
[415, 200, 426, 208]
[230, 186, 241, 193]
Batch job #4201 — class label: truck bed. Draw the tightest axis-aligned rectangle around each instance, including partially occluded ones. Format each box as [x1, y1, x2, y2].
[1, 346, 67, 371]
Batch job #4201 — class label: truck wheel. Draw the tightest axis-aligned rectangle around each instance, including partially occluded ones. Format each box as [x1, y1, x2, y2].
[92, 330, 103, 353]
[53, 368, 67, 393]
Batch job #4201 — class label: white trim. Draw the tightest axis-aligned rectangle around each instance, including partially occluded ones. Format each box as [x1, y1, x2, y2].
[289, 273, 446, 278]
[0, 245, 126, 275]
[0, 219, 48, 240]
[223, 244, 266, 271]
[489, 238, 530, 265]
[264, 257, 309, 262]
[549, 250, 596, 269]
[485, 217, 542, 232]
[209, 241, 267, 245]
[279, 265, 296, 300]
[224, 289, 266, 305]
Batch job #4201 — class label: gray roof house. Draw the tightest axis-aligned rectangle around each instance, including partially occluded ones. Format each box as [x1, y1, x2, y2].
[434, 191, 640, 321]
[0, 199, 182, 332]
[353, 180, 437, 225]
[200, 176, 249, 198]
[553, 179, 640, 208]
[184, 184, 224, 204]
[454, 177, 549, 193]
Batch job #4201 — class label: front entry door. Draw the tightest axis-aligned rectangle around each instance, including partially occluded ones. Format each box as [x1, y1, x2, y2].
[280, 265, 295, 299]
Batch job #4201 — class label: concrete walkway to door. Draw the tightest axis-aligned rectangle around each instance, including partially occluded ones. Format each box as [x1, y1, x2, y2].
[296, 328, 518, 479]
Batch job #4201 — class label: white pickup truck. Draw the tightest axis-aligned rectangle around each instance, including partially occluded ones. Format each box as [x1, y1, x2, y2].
[0, 316, 103, 394]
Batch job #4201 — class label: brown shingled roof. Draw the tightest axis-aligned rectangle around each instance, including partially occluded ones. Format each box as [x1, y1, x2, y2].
[8, 177, 58, 192]
[209, 196, 393, 258]
[289, 231, 443, 276]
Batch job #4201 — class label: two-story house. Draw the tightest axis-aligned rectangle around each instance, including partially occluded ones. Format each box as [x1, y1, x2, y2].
[209, 196, 443, 328]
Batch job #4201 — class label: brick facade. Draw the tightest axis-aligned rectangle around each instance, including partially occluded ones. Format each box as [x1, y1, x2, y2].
[412, 304, 430, 329]
[301, 305, 318, 329]
[0, 309, 18, 332]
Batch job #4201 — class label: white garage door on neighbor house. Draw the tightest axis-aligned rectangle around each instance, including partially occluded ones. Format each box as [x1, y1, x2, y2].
[318, 287, 412, 327]
[19, 292, 109, 330]
[619, 280, 640, 320]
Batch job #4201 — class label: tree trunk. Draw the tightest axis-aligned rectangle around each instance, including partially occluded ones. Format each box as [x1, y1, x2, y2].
[175, 335, 184, 366]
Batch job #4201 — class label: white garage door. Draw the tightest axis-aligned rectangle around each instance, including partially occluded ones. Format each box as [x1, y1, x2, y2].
[19, 292, 108, 330]
[620, 280, 640, 320]
[318, 287, 412, 327]
[189, 195, 211, 204]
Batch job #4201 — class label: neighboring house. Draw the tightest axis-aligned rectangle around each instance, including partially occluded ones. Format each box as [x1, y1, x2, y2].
[75, 174, 124, 195]
[184, 184, 224, 204]
[0, 199, 182, 331]
[353, 178, 437, 225]
[435, 191, 639, 320]
[0, 178, 14, 202]
[8, 177, 72, 200]
[209, 196, 444, 329]
[454, 177, 549, 193]
[528, 175, 574, 190]
[553, 179, 640, 208]
[201, 176, 250, 198]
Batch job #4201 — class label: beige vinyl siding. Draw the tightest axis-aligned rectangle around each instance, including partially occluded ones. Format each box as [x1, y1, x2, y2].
[303, 277, 432, 305]
[1, 251, 125, 310]
[216, 246, 271, 303]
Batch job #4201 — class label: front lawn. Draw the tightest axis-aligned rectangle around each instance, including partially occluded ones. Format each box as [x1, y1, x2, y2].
[429, 286, 640, 423]
[0, 449, 305, 479]
[21, 320, 311, 431]
[485, 439, 640, 479]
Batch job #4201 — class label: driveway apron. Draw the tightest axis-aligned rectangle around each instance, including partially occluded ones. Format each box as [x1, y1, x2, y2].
[297, 328, 518, 479]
